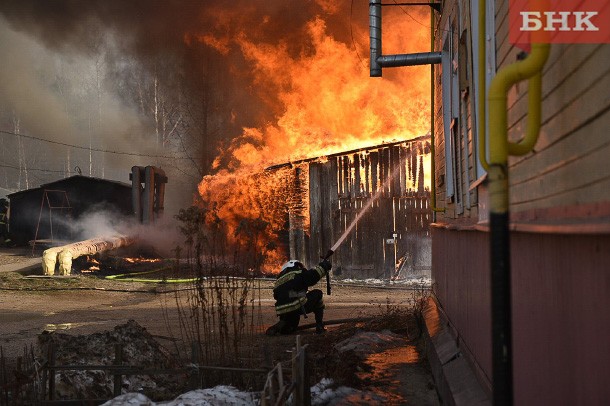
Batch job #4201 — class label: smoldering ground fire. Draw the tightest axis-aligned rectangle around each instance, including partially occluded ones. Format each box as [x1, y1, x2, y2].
[0, 1, 433, 272]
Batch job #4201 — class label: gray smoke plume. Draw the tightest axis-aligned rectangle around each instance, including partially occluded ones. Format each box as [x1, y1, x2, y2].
[0, 0, 372, 210]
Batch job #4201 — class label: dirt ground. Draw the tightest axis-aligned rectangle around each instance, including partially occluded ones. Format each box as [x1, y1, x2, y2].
[0, 247, 439, 404]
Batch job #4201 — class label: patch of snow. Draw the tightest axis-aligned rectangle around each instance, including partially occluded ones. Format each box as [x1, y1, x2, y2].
[337, 277, 431, 287]
[309, 378, 385, 405]
[102, 380, 388, 406]
[102, 386, 258, 406]
[101, 393, 154, 405]
[159, 387, 257, 405]
[334, 330, 406, 355]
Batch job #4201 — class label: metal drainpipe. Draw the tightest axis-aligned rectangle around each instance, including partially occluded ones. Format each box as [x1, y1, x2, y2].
[369, 0, 442, 78]
[370, 0, 444, 217]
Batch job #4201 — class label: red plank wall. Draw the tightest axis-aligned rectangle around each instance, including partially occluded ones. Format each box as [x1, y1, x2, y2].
[432, 227, 610, 404]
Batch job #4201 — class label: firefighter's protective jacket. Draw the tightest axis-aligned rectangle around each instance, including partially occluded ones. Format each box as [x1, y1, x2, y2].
[273, 264, 327, 316]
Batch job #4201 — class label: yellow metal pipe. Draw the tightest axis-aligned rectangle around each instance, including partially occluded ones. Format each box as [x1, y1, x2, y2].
[507, 69, 546, 155]
[488, 43, 551, 165]
[429, 3, 445, 213]
[478, 0, 490, 171]
[485, 24, 550, 404]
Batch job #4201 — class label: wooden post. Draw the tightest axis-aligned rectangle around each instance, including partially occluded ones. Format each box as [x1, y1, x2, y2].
[293, 335, 302, 406]
[301, 343, 311, 406]
[113, 344, 122, 397]
[309, 163, 322, 263]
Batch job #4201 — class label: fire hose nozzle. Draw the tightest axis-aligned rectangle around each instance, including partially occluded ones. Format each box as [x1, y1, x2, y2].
[321, 249, 334, 296]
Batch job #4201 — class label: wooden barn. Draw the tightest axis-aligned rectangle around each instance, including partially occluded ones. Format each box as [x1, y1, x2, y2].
[7, 175, 132, 245]
[392, 0, 610, 404]
[278, 136, 432, 279]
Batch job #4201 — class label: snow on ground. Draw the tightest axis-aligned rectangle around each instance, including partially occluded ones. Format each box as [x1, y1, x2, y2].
[102, 380, 385, 406]
[102, 330, 406, 405]
[334, 330, 406, 355]
[337, 276, 431, 287]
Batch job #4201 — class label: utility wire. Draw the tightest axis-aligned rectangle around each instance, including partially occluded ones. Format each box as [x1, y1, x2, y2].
[350, 0, 367, 69]
[0, 162, 73, 174]
[0, 129, 192, 160]
[388, 1, 450, 34]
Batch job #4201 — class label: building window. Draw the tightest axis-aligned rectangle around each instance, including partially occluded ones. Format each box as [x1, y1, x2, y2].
[441, 19, 464, 214]
[470, 0, 496, 182]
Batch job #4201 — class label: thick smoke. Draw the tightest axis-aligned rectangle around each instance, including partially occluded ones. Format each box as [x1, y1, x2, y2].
[0, 0, 429, 170]
[0, 1, 431, 267]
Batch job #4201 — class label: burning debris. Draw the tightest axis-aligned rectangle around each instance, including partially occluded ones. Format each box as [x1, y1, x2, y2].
[42, 235, 134, 276]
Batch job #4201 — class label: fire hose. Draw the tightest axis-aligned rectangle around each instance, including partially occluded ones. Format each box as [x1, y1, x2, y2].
[322, 249, 334, 295]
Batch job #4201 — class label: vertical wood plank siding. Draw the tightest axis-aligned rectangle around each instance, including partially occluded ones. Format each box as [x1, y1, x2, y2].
[432, 227, 492, 390]
[433, 228, 610, 403]
[302, 138, 432, 278]
[510, 232, 610, 404]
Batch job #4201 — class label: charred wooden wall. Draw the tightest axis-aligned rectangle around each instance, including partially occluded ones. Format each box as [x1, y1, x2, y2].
[303, 136, 432, 279]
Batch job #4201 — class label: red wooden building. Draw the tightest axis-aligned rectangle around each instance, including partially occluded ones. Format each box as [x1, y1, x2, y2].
[426, 0, 610, 404]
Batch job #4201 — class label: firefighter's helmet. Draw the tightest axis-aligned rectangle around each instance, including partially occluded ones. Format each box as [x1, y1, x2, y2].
[281, 260, 304, 274]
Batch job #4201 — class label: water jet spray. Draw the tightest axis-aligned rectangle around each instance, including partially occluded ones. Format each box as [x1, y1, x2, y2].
[322, 168, 400, 294]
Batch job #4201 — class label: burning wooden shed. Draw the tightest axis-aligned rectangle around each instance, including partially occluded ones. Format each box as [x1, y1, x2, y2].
[273, 135, 432, 279]
[7, 175, 132, 246]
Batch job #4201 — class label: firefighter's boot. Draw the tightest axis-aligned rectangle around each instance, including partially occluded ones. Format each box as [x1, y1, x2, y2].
[314, 308, 326, 334]
[265, 320, 286, 336]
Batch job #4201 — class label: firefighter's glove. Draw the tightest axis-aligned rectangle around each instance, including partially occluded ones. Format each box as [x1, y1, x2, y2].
[319, 259, 332, 272]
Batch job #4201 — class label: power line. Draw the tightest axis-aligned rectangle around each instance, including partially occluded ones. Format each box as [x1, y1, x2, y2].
[350, 0, 367, 68]
[0, 162, 74, 174]
[0, 129, 192, 160]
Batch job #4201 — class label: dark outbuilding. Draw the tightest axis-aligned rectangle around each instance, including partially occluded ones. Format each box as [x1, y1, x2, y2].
[7, 175, 132, 246]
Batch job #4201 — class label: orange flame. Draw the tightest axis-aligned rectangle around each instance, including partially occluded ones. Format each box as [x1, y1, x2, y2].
[124, 257, 162, 264]
[192, 6, 431, 271]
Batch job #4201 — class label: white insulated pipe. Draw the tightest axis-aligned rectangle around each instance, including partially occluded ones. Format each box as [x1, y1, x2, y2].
[42, 247, 63, 276]
[42, 235, 134, 276]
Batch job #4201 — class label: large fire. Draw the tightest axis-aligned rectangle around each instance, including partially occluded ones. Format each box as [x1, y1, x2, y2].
[192, 4, 431, 272]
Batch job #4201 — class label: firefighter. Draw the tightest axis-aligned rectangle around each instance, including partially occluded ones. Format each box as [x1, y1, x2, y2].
[266, 258, 332, 336]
